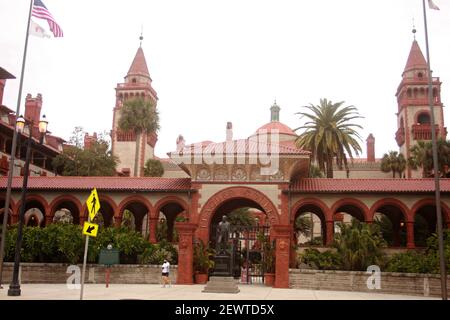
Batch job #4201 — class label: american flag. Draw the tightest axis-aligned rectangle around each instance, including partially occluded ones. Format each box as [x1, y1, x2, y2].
[31, 0, 63, 37]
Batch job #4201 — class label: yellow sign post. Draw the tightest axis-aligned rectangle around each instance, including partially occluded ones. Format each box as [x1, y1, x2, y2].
[86, 188, 100, 221]
[83, 222, 99, 237]
[80, 188, 101, 300]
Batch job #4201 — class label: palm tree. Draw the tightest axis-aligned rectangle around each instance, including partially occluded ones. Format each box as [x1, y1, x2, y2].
[408, 138, 450, 177]
[295, 214, 312, 240]
[380, 151, 406, 178]
[295, 98, 363, 178]
[118, 97, 160, 177]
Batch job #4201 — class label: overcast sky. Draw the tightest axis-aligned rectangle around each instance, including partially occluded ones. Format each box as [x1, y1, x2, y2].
[1, 0, 449, 158]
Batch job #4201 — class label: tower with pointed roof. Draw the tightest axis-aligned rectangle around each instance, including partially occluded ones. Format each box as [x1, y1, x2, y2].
[111, 42, 158, 176]
[395, 38, 446, 178]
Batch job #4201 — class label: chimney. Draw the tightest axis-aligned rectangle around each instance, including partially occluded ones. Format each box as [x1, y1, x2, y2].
[226, 122, 233, 142]
[24, 93, 42, 124]
[0, 80, 5, 105]
[176, 134, 185, 152]
[366, 134, 375, 162]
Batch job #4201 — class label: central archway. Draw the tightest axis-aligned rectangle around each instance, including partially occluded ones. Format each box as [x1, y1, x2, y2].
[197, 186, 280, 242]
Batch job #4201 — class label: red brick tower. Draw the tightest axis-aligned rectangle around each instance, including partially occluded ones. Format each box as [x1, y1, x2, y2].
[111, 42, 158, 176]
[395, 38, 446, 178]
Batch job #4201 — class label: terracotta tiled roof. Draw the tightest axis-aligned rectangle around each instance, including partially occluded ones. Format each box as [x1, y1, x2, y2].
[170, 139, 310, 156]
[0, 177, 192, 191]
[127, 47, 150, 78]
[255, 121, 297, 136]
[404, 40, 427, 73]
[290, 178, 450, 193]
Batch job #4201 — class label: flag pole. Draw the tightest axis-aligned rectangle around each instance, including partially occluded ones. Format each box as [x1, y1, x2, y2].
[0, 0, 34, 289]
[422, 0, 448, 300]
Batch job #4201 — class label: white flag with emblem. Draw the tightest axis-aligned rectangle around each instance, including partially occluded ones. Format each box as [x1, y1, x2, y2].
[29, 19, 51, 38]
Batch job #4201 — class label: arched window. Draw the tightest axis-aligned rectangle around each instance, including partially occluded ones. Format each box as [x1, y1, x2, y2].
[417, 112, 430, 125]
[407, 88, 412, 98]
[418, 72, 423, 79]
[132, 78, 137, 83]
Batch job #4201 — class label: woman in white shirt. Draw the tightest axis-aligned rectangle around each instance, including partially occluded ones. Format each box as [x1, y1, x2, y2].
[161, 259, 171, 288]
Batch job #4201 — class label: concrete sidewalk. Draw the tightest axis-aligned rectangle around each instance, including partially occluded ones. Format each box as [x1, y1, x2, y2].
[0, 284, 439, 300]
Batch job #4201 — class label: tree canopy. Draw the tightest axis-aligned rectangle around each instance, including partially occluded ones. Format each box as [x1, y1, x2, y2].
[118, 97, 160, 177]
[52, 127, 119, 176]
[380, 151, 406, 178]
[144, 158, 164, 177]
[408, 138, 450, 177]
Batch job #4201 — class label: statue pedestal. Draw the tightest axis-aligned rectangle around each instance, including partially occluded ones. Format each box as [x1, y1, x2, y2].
[202, 276, 240, 294]
[212, 254, 232, 277]
[202, 254, 239, 294]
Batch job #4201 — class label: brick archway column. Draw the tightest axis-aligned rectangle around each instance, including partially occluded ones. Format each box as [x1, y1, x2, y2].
[273, 224, 292, 288]
[45, 215, 53, 225]
[406, 221, 415, 249]
[149, 217, 158, 244]
[175, 222, 197, 284]
[114, 215, 122, 227]
[325, 220, 334, 246]
[289, 232, 297, 268]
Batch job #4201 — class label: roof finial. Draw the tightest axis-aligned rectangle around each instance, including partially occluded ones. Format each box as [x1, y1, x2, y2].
[139, 25, 144, 47]
[412, 18, 417, 40]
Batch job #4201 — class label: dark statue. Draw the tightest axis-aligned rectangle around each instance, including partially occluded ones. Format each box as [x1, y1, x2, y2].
[216, 215, 231, 254]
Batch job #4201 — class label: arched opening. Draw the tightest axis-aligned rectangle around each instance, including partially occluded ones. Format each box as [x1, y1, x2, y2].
[0, 200, 12, 226]
[407, 88, 412, 98]
[157, 202, 185, 242]
[332, 202, 366, 234]
[417, 112, 431, 125]
[120, 201, 149, 236]
[209, 197, 270, 283]
[22, 199, 46, 227]
[419, 87, 425, 97]
[372, 204, 407, 247]
[293, 204, 326, 246]
[413, 204, 439, 247]
[90, 200, 115, 228]
[52, 200, 80, 225]
[413, 87, 418, 98]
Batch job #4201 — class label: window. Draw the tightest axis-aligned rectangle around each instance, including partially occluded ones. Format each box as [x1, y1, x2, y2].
[417, 112, 430, 124]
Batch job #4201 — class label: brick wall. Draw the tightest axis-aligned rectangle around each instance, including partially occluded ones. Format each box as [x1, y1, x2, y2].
[290, 269, 450, 297]
[1, 263, 178, 284]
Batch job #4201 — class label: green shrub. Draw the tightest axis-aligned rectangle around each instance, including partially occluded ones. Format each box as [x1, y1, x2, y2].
[3, 225, 18, 262]
[4, 224, 158, 265]
[334, 220, 387, 271]
[298, 248, 341, 270]
[386, 251, 432, 273]
[193, 239, 215, 273]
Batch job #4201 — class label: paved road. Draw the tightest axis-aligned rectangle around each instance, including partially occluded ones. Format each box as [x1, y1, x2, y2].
[0, 284, 438, 300]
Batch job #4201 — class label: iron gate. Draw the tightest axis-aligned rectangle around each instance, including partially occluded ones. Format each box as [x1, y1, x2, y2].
[231, 224, 270, 284]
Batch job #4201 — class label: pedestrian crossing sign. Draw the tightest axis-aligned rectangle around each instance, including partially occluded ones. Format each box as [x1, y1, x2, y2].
[86, 188, 100, 221]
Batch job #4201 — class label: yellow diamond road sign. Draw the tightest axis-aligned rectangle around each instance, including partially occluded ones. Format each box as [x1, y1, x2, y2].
[86, 188, 100, 221]
[83, 222, 99, 237]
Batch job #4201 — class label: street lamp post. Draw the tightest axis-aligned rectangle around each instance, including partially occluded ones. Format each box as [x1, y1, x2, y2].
[7, 114, 48, 296]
